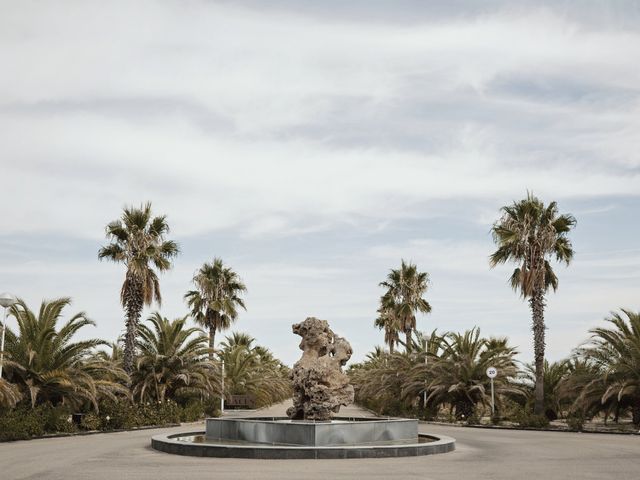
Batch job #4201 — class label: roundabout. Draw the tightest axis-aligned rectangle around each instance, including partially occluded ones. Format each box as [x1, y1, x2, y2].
[151, 417, 455, 459]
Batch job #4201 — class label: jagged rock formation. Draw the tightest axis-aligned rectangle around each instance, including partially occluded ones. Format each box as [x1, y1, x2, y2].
[286, 317, 355, 421]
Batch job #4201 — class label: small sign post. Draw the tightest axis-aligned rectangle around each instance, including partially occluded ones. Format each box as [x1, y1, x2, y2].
[486, 367, 497, 415]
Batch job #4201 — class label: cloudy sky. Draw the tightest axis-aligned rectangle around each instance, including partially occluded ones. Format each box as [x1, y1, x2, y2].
[1, 0, 639, 365]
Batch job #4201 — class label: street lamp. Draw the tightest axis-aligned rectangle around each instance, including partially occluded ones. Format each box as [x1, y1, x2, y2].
[0, 292, 17, 378]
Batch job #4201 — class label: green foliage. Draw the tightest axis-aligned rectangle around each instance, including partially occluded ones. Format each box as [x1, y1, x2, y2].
[515, 410, 550, 429]
[3, 298, 129, 410]
[185, 258, 247, 356]
[94, 400, 180, 430]
[131, 313, 219, 403]
[0, 379, 22, 408]
[80, 413, 101, 431]
[566, 412, 585, 432]
[179, 401, 205, 422]
[0, 404, 76, 441]
[377, 260, 431, 352]
[99, 202, 180, 373]
[218, 332, 291, 408]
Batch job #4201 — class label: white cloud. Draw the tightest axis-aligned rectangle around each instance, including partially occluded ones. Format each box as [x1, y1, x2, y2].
[1, 1, 639, 364]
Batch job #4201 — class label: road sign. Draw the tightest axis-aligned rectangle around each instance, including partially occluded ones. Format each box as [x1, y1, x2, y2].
[486, 367, 497, 414]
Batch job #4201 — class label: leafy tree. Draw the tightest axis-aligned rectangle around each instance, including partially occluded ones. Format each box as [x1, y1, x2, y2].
[131, 313, 219, 403]
[379, 260, 432, 352]
[99, 202, 179, 373]
[185, 258, 247, 359]
[490, 193, 575, 415]
[3, 298, 128, 410]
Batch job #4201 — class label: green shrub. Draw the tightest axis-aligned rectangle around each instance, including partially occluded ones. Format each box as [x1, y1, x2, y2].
[566, 413, 585, 432]
[516, 412, 550, 428]
[180, 401, 204, 422]
[0, 407, 45, 441]
[465, 412, 481, 425]
[98, 400, 140, 429]
[40, 405, 76, 433]
[80, 413, 101, 431]
[204, 398, 222, 417]
[0, 404, 78, 441]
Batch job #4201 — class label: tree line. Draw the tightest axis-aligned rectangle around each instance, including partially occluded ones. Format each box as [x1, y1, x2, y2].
[366, 194, 638, 427]
[0, 203, 290, 439]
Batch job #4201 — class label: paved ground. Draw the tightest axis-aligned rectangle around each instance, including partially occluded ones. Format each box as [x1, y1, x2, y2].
[1, 401, 638, 480]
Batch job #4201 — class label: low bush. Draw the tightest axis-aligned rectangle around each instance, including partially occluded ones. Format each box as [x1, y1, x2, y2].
[180, 401, 205, 422]
[0, 404, 76, 441]
[80, 413, 101, 431]
[566, 412, 585, 432]
[515, 411, 550, 429]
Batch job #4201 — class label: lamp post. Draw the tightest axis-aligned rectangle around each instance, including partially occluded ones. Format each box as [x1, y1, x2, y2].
[221, 359, 225, 413]
[0, 292, 17, 378]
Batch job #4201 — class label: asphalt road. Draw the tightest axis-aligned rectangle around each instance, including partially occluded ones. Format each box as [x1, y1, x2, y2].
[1, 404, 638, 480]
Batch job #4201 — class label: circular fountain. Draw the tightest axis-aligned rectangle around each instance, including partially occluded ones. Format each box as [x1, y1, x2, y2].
[151, 318, 455, 459]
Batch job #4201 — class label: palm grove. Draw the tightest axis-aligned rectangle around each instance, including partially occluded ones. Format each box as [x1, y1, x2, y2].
[354, 194, 639, 429]
[0, 203, 290, 440]
[1, 194, 640, 440]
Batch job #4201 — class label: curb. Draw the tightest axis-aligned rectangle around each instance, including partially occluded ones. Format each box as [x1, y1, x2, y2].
[1, 423, 184, 443]
[420, 421, 640, 436]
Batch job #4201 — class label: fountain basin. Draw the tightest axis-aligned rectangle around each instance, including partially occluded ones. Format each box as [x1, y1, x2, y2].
[151, 416, 455, 459]
[205, 416, 418, 446]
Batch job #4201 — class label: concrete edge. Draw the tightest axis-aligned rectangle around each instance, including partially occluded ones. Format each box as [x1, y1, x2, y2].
[150, 431, 456, 459]
[421, 421, 640, 436]
[1, 423, 183, 443]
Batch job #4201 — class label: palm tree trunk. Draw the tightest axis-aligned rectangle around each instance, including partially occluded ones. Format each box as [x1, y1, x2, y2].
[123, 274, 143, 375]
[389, 341, 394, 354]
[405, 330, 412, 353]
[208, 325, 216, 361]
[530, 288, 546, 416]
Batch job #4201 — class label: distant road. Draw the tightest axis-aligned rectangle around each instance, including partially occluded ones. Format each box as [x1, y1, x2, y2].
[0, 402, 638, 480]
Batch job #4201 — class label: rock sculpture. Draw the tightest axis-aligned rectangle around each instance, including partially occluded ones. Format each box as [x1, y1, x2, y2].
[286, 317, 355, 421]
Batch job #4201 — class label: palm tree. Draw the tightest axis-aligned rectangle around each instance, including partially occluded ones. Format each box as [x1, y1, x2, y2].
[131, 313, 219, 403]
[0, 378, 21, 408]
[375, 300, 400, 354]
[490, 193, 575, 415]
[218, 332, 291, 408]
[379, 260, 432, 352]
[522, 360, 570, 420]
[425, 329, 522, 419]
[579, 310, 640, 426]
[184, 258, 247, 359]
[98, 202, 179, 373]
[3, 298, 128, 409]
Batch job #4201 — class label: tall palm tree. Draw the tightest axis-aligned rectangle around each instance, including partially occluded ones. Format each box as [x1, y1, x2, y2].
[132, 313, 219, 403]
[184, 258, 247, 359]
[379, 260, 431, 352]
[490, 193, 575, 415]
[98, 202, 179, 373]
[3, 298, 128, 409]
